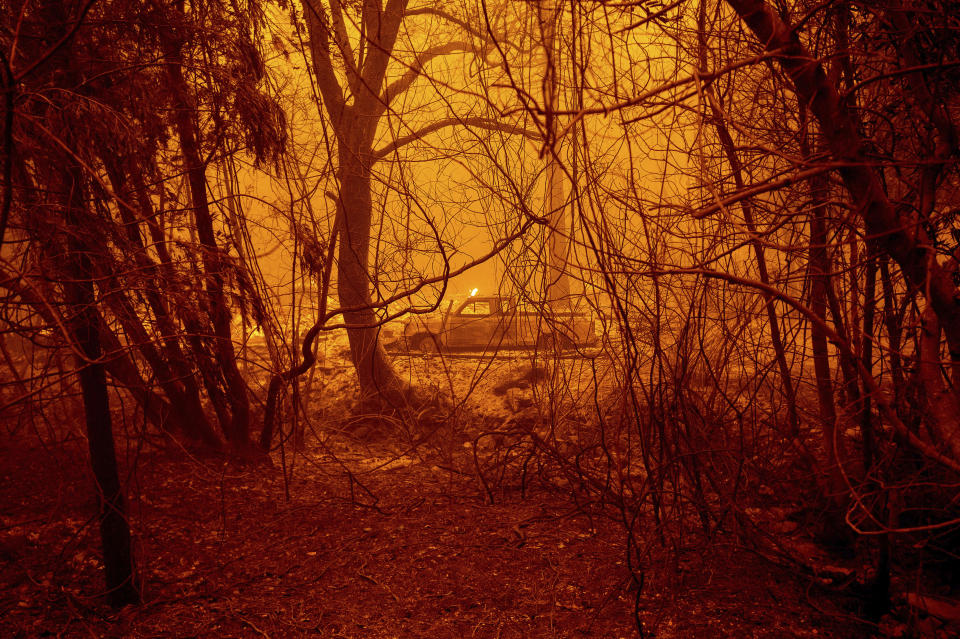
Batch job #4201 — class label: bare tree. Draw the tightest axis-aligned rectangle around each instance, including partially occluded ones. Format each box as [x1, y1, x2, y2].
[297, 0, 536, 407]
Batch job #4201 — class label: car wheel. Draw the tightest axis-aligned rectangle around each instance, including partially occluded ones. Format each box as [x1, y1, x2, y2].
[538, 333, 572, 352]
[410, 333, 440, 354]
[537, 333, 557, 351]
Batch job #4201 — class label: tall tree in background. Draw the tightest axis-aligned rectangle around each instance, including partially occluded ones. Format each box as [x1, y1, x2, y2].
[298, 0, 533, 406]
[301, 0, 410, 407]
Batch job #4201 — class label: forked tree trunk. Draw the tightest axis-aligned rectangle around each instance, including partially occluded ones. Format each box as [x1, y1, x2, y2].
[302, 0, 411, 408]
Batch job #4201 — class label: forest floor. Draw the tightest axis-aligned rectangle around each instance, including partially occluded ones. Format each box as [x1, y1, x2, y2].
[0, 436, 870, 638]
[0, 343, 903, 638]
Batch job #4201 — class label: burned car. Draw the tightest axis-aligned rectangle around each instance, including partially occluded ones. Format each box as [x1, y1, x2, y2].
[401, 296, 596, 353]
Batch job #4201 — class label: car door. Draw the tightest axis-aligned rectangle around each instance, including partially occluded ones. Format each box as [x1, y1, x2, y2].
[514, 302, 543, 347]
[445, 298, 501, 349]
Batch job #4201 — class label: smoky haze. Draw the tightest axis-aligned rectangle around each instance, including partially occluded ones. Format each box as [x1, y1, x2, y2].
[2, 1, 959, 636]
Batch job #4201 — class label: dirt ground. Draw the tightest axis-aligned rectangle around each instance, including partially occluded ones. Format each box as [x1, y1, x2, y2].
[1, 433, 872, 639]
[0, 346, 887, 638]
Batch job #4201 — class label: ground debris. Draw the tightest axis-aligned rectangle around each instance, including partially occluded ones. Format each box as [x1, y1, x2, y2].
[1, 427, 873, 639]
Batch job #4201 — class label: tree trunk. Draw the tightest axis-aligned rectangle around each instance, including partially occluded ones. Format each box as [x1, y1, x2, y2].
[860, 251, 878, 473]
[59, 163, 140, 605]
[879, 257, 905, 405]
[807, 175, 845, 502]
[299, 0, 412, 408]
[918, 306, 960, 461]
[336, 147, 408, 407]
[68, 279, 140, 607]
